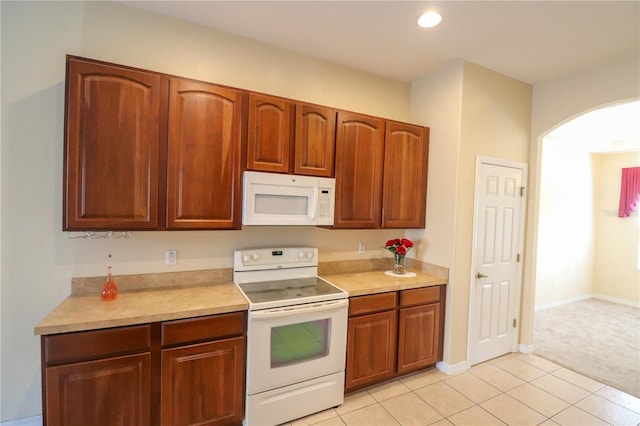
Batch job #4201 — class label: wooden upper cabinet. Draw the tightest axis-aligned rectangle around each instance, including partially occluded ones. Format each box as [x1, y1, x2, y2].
[334, 111, 385, 228]
[382, 122, 429, 228]
[247, 94, 336, 176]
[64, 57, 161, 230]
[246, 93, 294, 173]
[166, 78, 244, 229]
[294, 103, 336, 177]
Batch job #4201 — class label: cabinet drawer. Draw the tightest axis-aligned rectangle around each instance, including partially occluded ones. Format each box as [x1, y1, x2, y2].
[161, 311, 246, 347]
[399, 286, 440, 307]
[349, 292, 397, 316]
[44, 324, 151, 366]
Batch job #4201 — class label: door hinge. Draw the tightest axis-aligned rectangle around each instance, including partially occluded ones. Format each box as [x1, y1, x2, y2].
[513, 318, 517, 328]
[517, 253, 520, 262]
[520, 186, 525, 197]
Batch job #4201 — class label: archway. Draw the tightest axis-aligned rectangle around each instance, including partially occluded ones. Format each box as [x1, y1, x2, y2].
[532, 100, 640, 396]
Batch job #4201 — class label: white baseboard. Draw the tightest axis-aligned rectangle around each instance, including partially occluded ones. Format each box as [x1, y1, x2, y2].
[436, 360, 469, 375]
[0, 416, 42, 426]
[592, 293, 640, 308]
[519, 343, 535, 354]
[535, 294, 593, 311]
[535, 293, 640, 311]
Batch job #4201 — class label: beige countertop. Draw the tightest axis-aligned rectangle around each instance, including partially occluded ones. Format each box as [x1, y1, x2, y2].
[35, 261, 448, 336]
[34, 282, 247, 336]
[322, 270, 447, 297]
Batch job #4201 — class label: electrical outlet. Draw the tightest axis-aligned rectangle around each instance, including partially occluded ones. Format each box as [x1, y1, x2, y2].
[358, 242, 366, 254]
[166, 250, 177, 265]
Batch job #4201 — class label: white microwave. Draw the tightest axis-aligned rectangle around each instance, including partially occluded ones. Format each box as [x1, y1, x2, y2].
[242, 171, 335, 226]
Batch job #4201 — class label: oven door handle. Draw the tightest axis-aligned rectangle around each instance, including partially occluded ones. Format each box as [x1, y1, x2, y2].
[251, 298, 348, 319]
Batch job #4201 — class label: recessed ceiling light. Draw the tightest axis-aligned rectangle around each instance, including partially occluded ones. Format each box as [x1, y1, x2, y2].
[417, 11, 442, 28]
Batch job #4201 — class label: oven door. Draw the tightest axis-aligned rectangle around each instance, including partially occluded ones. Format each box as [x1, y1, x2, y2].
[246, 298, 348, 395]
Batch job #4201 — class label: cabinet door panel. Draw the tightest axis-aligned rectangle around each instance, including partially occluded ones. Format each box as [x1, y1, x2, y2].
[161, 336, 245, 426]
[383, 122, 429, 228]
[45, 353, 151, 426]
[334, 112, 385, 228]
[295, 103, 336, 177]
[246, 93, 293, 173]
[167, 79, 243, 229]
[398, 304, 440, 374]
[345, 310, 396, 391]
[64, 58, 160, 230]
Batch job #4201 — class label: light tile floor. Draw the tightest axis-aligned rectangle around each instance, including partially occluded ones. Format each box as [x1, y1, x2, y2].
[282, 353, 640, 426]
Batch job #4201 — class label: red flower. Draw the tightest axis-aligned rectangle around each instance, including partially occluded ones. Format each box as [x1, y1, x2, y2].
[383, 237, 414, 255]
[401, 238, 413, 248]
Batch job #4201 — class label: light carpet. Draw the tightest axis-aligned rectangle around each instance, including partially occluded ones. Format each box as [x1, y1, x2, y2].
[534, 297, 640, 398]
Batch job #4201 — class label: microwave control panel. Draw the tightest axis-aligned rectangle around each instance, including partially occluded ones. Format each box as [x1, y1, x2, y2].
[318, 188, 333, 219]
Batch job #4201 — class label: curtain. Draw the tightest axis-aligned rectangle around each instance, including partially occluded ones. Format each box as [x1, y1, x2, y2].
[618, 167, 640, 217]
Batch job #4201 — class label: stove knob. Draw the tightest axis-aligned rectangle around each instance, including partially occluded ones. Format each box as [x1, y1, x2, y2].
[306, 251, 314, 259]
[242, 254, 250, 263]
[297, 251, 305, 259]
[251, 253, 260, 261]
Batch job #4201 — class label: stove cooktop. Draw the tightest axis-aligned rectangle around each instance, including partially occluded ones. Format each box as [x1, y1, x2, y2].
[233, 247, 348, 310]
[237, 277, 345, 305]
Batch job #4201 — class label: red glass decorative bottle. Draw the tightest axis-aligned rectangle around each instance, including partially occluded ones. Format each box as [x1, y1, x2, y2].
[100, 265, 118, 301]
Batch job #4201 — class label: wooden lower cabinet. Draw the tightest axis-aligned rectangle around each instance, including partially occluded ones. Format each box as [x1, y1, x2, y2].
[45, 353, 151, 426]
[161, 337, 245, 426]
[345, 285, 444, 392]
[345, 311, 397, 391]
[397, 304, 440, 374]
[42, 313, 246, 426]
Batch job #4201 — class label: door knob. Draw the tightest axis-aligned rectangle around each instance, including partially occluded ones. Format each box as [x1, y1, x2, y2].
[476, 272, 488, 279]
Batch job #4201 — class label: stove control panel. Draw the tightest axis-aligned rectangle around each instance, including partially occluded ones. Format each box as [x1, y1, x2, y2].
[234, 247, 318, 271]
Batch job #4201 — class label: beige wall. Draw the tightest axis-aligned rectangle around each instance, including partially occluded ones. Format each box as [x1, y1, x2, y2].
[408, 61, 464, 363]
[593, 152, 640, 303]
[451, 63, 531, 364]
[535, 142, 597, 306]
[0, 1, 413, 420]
[409, 61, 532, 367]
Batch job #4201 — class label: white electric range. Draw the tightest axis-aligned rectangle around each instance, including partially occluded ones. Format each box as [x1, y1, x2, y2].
[233, 247, 348, 426]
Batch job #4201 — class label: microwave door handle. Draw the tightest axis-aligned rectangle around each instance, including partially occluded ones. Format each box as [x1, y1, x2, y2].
[309, 188, 317, 220]
[251, 299, 347, 319]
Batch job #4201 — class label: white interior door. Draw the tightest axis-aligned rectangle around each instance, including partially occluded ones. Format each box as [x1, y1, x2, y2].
[469, 158, 527, 366]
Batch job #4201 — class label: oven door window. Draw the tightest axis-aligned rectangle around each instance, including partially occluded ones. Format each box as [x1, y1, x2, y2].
[271, 319, 330, 367]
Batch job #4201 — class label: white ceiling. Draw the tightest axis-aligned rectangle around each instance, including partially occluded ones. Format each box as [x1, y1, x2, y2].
[120, 0, 639, 85]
